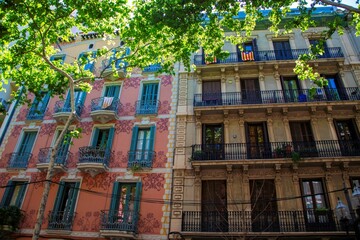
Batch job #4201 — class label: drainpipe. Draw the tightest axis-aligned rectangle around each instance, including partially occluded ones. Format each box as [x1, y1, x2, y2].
[0, 86, 24, 146]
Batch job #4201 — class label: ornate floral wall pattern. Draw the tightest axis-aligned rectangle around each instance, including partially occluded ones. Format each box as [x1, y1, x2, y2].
[142, 173, 165, 191]
[110, 150, 128, 168]
[11, 125, 23, 138]
[119, 102, 135, 116]
[74, 211, 100, 232]
[160, 75, 172, 87]
[115, 120, 134, 134]
[39, 123, 57, 137]
[30, 172, 46, 189]
[16, 108, 28, 121]
[66, 152, 77, 168]
[138, 213, 161, 234]
[44, 107, 53, 120]
[81, 105, 92, 118]
[158, 100, 171, 115]
[153, 151, 167, 168]
[21, 209, 37, 228]
[92, 79, 104, 91]
[82, 172, 119, 190]
[0, 173, 11, 187]
[123, 77, 143, 89]
[156, 118, 169, 133]
[77, 121, 94, 135]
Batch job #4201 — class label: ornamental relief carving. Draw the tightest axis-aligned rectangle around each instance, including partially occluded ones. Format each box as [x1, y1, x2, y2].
[297, 167, 324, 175]
[201, 169, 226, 179]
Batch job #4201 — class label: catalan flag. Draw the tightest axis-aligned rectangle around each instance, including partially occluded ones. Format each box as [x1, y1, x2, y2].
[241, 51, 254, 61]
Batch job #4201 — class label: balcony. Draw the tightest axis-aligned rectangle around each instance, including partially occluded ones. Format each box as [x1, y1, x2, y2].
[194, 87, 360, 108]
[7, 152, 32, 169]
[182, 210, 343, 234]
[191, 140, 360, 162]
[26, 105, 47, 121]
[101, 58, 126, 80]
[90, 97, 121, 123]
[193, 47, 344, 65]
[100, 210, 138, 238]
[47, 211, 76, 231]
[143, 63, 162, 73]
[77, 146, 110, 177]
[135, 100, 160, 115]
[36, 147, 71, 172]
[127, 150, 156, 169]
[53, 100, 83, 124]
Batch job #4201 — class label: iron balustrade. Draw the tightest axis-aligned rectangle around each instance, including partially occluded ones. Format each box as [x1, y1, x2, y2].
[48, 211, 76, 230]
[143, 64, 162, 72]
[100, 210, 138, 232]
[91, 97, 121, 112]
[135, 100, 160, 115]
[7, 152, 32, 169]
[194, 87, 360, 107]
[191, 140, 360, 161]
[78, 146, 111, 166]
[193, 47, 344, 65]
[182, 210, 340, 232]
[38, 147, 71, 166]
[102, 58, 127, 70]
[127, 150, 156, 168]
[54, 100, 83, 116]
[27, 105, 48, 120]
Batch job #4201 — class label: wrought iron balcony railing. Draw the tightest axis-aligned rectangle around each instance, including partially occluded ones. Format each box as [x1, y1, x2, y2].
[100, 210, 138, 232]
[78, 146, 111, 166]
[143, 63, 162, 72]
[193, 47, 344, 65]
[128, 150, 156, 168]
[182, 210, 341, 232]
[38, 147, 71, 166]
[26, 105, 47, 120]
[135, 100, 160, 115]
[7, 152, 32, 169]
[54, 100, 83, 116]
[91, 97, 121, 112]
[48, 211, 76, 230]
[194, 87, 360, 107]
[102, 58, 127, 70]
[191, 140, 360, 161]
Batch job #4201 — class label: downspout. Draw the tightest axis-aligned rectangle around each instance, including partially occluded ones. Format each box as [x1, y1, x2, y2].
[0, 86, 24, 146]
[167, 61, 181, 240]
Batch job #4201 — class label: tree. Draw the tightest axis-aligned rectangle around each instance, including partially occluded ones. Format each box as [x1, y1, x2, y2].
[0, 0, 359, 239]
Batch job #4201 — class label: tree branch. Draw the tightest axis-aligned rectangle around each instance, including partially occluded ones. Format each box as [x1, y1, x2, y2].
[318, 0, 360, 14]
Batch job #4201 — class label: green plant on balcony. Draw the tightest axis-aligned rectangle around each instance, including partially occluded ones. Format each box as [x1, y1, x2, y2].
[130, 163, 143, 173]
[0, 206, 24, 232]
[314, 207, 329, 215]
[291, 151, 301, 163]
[191, 150, 205, 161]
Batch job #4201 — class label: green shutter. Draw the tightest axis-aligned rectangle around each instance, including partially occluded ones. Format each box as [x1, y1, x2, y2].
[0, 180, 13, 207]
[129, 126, 139, 162]
[64, 91, 71, 109]
[133, 181, 142, 223]
[14, 182, 27, 208]
[53, 181, 65, 212]
[106, 127, 115, 152]
[148, 126, 156, 164]
[109, 182, 120, 211]
[91, 128, 100, 147]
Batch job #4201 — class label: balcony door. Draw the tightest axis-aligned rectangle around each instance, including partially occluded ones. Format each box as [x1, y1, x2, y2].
[250, 180, 279, 232]
[334, 119, 360, 156]
[290, 122, 317, 157]
[202, 80, 222, 106]
[201, 180, 228, 232]
[273, 40, 292, 60]
[301, 179, 335, 231]
[246, 122, 270, 159]
[282, 77, 300, 102]
[202, 124, 224, 160]
[324, 75, 347, 101]
[241, 79, 261, 104]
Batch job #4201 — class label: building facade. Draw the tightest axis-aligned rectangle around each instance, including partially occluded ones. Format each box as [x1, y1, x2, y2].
[0, 34, 177, 239]
[170, 7, 360, 240]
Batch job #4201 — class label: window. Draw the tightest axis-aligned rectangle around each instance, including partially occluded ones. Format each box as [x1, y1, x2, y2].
[281, 77, 300, 102]
[241, 79, 261, 104]
[334, 119, 360, 156]
[48, 182, 80, 230]
[63, 89, 87, 115]
[9, 131, 37, 168]
[104, 48, 130, 70]
[27, 92, 50, 120]
[323, 75, 348, 101]
[136, 83, 159, 115]
[0, 181, 27, 208]
[245, 122, 271, 159]
[201, 124, 224, 160]
[273, 40, 292, 60]
[50, 54, 66, 64]
[289, 121, 317, 157]
[78, 51, 96, 71]
[237, 38, 258, 61]
[202, 80, 222, 106]
[91, 85, 121, 111]
[106, 182, 142, 231]
[128, 126, 155, 168]
[309, 39, 330, 58]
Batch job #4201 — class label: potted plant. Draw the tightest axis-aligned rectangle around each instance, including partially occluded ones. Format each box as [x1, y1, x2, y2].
[0, 206, 23, 232]
[130, 162, 143, 173]
[315, 207, 329, 216]
[274, 146, 285, 158]
[192, 150, 205, 160]
[291, 151, 301, 163]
